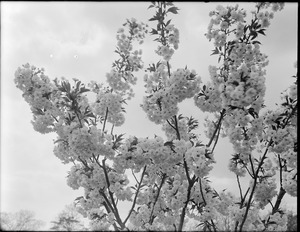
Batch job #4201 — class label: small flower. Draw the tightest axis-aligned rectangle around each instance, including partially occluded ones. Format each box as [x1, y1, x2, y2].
[220, 21, 229, 30]
[261, 17, 270, 27]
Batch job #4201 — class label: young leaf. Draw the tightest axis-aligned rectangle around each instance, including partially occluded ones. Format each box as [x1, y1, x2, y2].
[210, 48, 219, 56]
[147, 4, 154, 9]
[165, 19, 172, 27]
[250, 31, 258, 40]
[150, 28, 158, 35]
[79, 87, 90, 94]
[257, 29, 266, 36]
[167, 6, 179, 14]
[149, 15, 159, 21]
[252, 40, 261, 45]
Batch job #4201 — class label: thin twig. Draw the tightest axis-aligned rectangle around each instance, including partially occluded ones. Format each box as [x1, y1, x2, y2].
[236, 175, 243, 202]
[248, 154, 256, 177]
[178, 177, 195, 231]
[131, 169, 139, 184]
[149, 173, 167, 224]
[207, 109, 226, 148]
[102, 107, 109, 132]
[238, 141, 272, 232]
[124, 166, 147, 225]
[167, 61, 171, 78]
[102, 159, 124, 229]
[199, 178, 207, 206]
[211, 120, 221, 153]
[102, 200, 119, 231]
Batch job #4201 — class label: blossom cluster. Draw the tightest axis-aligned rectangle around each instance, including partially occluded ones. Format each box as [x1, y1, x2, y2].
[264, 211, 288, 231]
[53, 125, 115, 164]
[254, 178, 277, 209]
[206, 4, 246, 45]
[161, 117, 190, 141]
[201, 3, 284, 118]
[14, 64, 64, 134]
[222, 62, 267, 113]
[282, 169, 297, 197]
[142, 67, 201, 124]
[255, 2, 285, 28]
[185, 146, 215, 178]
[114, 136, 193, 176]
[143, 62, 169, 94]
[200, 5, 296, 232]
[194, 66, 222, 113]
[115, 18, 147, 56]
[155, 24, 180, 61]
[106, 69, 136, 100]
[92, 90, 125, 127]
[107, 18, 148, 99]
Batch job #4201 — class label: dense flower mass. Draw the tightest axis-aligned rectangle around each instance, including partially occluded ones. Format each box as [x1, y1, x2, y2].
[108, 18, 148, 100]
[92, 91, 125, 127]
[142, 67, 201, 124]
[282, 169, 297, 197]
[14, 2, 297, 231]
[155, 24, 180, 61]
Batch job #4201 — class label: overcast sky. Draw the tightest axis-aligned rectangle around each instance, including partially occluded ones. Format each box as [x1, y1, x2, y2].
[1, 1, 297, 229]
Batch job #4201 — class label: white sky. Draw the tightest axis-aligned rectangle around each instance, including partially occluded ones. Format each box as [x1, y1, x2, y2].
[1, 1, 297, 229]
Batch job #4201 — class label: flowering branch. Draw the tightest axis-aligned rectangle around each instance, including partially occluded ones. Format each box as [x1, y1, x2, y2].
[101, 159, 124, 229]
[206, 109, 226, 148]
[149, 173, 167, 225]
[124, 166, 147, 225]
[178, 177, 196, 231]
[238, 141, 272, 232]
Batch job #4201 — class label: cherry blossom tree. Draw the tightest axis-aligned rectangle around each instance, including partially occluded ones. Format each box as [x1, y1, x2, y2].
[0, 210, 45, 231]
[50, 204, 88, 231]
[14, 2, 297, 231]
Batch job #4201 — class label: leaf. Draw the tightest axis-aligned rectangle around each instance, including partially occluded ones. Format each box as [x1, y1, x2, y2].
[85, 113, 96, 118]
[167, 6, 179, 14]
[79, 87, 90, 94]
[130, 136, 138, 146]
[227, 40, 236, 46]
[165, 2, 174, 6]
[255, 23, 261, 29]
[150, 28, 158, 35]
[250, 31, 258, 40]
[165, 19, 172, 27]
[54, 139, 66, 144]
[115, 133, 125, 145]
[252, 22, 258, 29]
[65, 81, 71, 93]
[156, 61, 162, 68]
[62, 96, 70, 102]
[164, 141, 174, 148]
[32, 107, 45, 115]
[57, 86, 65, 92]
[147, 4, 154, 9]
[149, 15, 159, 21]
[252, 40, 261, 45]
[257, 29, 266, 36]
[75, 80, 81, 92]
[74, 196, 84, 201]
[210, 47, 219, 56]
